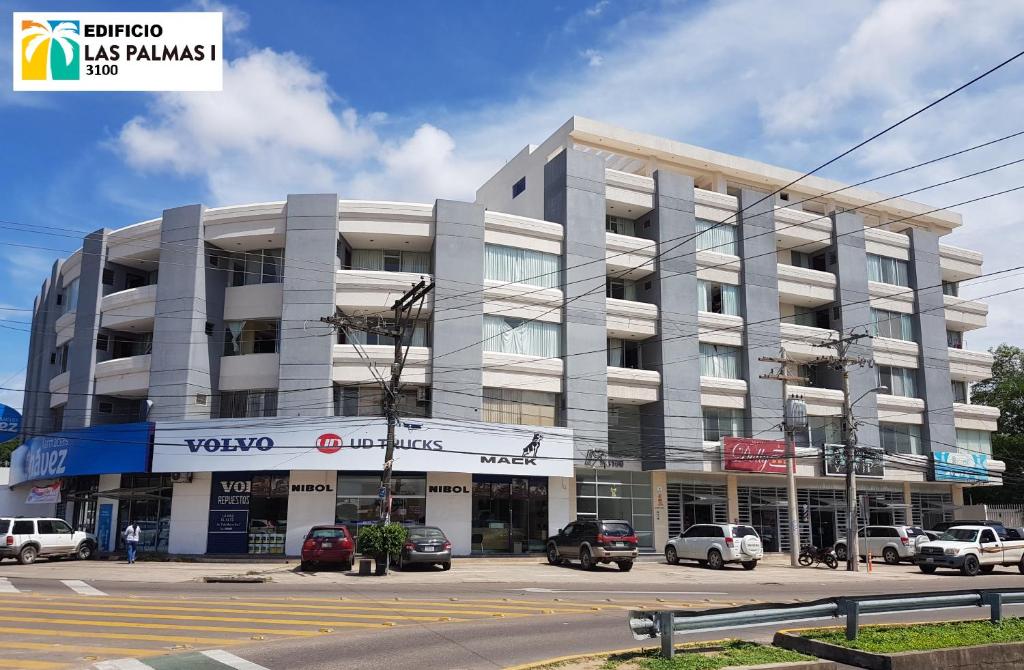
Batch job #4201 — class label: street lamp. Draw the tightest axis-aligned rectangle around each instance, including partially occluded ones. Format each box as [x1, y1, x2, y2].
[842, 383, 887, 571]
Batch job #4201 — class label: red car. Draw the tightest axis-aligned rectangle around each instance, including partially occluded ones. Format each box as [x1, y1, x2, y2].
[300, 525, 354, 571]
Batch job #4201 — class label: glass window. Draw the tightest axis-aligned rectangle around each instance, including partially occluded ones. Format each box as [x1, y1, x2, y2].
[698, 280, 741, 315]
[806, 416, 842, 446]
[792, 307, 831, 329]
[0, 519, 9, 534]
[334, 385, 428, 419]
[951, 381, 967, 404]
[350, 249, 431, 274]
[867, 253, 910, 286]
[223, 320, 280, 356]
[336, 474, 426, 539]
[702, 407, 745, 442]
[956, 429, 992, 456]
[116, 474, 174, 553]
[483, 388, 560, 427]
[696, 219, 738, 255]
[512, 177, 526, 199]
[12, 520, 34, 534]
[877, 365, 918, 398]
[607, 338, 642, 369]
[947, 330, 963, 349]
[484, 244, 560, 289]
[217, 389, 278, 418]
[879, 423, 923, 455]
[606, 215, 636, 236]
[58, 344, 69, 373]
[483, 315, 561, 357]
[606, 277, 638, 301]
[340, 319, 429, 347]
[229, 249, 284, 286]
[700, 343, 741, 379]
[942, 281, 959, 297]
[63, 278, 79, 315]
[870, 308, 914, 340]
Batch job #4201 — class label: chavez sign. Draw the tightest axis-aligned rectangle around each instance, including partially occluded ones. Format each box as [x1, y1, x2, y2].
[10, 422, 152, 486]
[152, 416, 574, 477]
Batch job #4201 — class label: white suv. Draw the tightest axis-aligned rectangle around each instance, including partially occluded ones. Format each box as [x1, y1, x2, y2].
[834, 525, 928, 564]
[665, 523, 764, 570]
[0, 517, 97, 565]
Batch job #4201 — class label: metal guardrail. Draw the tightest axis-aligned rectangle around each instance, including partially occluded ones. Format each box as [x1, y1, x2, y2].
[629, 588, 1024, 659]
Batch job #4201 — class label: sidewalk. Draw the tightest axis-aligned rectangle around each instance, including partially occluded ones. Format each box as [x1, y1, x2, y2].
[0, 553, 934, 585]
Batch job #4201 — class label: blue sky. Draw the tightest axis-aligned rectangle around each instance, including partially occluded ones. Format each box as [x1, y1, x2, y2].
[2, 0, 1024, 412]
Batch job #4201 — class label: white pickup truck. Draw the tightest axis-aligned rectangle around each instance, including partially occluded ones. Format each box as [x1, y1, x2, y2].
[915, 525, 1024, 576]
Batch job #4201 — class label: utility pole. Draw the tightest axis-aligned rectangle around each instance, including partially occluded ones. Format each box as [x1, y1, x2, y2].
[812, 331, 872, 572]
[321, 280, 433, 525]
[759, 349, 806, 567]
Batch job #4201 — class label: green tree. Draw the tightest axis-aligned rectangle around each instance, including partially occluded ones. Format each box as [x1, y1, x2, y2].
[970, 344, 1024, 434]
[967, 344, 1024, 504]
[0, 438, 20, 465]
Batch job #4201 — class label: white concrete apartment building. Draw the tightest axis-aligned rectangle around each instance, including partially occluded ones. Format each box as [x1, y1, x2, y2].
[11, 117, 1001, 557]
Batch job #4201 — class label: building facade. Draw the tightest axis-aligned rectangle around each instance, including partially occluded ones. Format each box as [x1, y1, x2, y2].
[11, 117, 1001, 556]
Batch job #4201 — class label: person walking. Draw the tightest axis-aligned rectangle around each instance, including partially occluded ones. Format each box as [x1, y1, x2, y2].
[123, 521, 141, 564]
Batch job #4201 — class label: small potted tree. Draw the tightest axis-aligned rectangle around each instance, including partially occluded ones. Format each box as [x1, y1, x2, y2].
[357, 523, 407, 576]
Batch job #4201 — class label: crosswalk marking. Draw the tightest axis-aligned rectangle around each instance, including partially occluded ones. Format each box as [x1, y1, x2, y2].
[94, 660, 153, 670]
[201, 650, 271, 670]
[0, 613, 325, 637]
[1, 641, 159, 657]
[61, 579, 107, 596]
[0, 625, 242, 646]
[0, 660, 66, 669]
[0, 577, 19, 594]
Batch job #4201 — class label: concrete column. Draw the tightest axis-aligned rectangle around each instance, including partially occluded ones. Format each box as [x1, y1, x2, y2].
[907, 227, 957, 453]
[24, 260, 62, 435]
[831, 212, 881, 450]
[168, 472, 211, 555]
[285, 471, 337, 555]
[149, 205, 213, 421]
[431, 200, 486, 420]
[951, 485, 964, 507]
[726, 474, 740, 523]
[738, 189, 783, 441]
[426, 472, 473, 555]
[544, 148, 608, 457]
[278, 194, 339, 417]
[640, 170, 702, 470]
[64, 230, 108, 428]
[651, 470, 669, 547]
[548, 475, 574, 542]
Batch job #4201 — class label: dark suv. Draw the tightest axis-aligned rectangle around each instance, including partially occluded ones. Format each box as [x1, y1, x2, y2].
[545, 519, 638, 571]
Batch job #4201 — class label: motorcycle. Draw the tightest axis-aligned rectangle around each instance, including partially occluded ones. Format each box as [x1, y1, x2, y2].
[798, 545, 838, 569]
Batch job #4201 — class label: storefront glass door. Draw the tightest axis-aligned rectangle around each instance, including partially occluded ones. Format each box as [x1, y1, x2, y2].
[471, 475, 547, 553]
[751, 508, 780, 553]
[810, 509, 836, 549]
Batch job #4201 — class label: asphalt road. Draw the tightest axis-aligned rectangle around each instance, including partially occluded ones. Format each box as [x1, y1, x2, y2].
[2, 556, 1024, 669]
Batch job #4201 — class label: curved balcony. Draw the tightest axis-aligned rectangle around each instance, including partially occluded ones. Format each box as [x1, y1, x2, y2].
[100, 284, 157, 331]
[779, 322, 836, 360]
[606, 298, 657, 339]
[224, 283, 284, 321]
[339, 200, 433, 250]
[872, 337, 919, 369]
[606, 367, 660, 405]
[336, 270, 435, 316]
[869, 281, 914, 313]
[698, 312, 743, 347]
[485, 211, 563, 255]
[481, 352, 562, 394]
[944, 294, 988, 331]
[219, 353, 280, 391]
[696, 250, 741, 285]
[875, 394, 925, 424]
[606, 233, 656, 279]
[699, 376, 747, 409]
[940, 243, 983, 282]
[605, 168, 654, 215]
[55, 311, 76, 347]
[948, 347, 994, 382]
[774, 206, 832, 250]
[953, 403, 1000, 432]
[94, 354, 151, 397]
[484, 281, 562, 323]
[333, 345, 429, 386]
[791, 386, 844, 416]
[49, 371, 69, 408]
[777, 264, 836, 307]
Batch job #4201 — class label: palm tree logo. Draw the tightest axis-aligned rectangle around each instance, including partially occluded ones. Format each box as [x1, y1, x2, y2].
[21, 20, 80, 81]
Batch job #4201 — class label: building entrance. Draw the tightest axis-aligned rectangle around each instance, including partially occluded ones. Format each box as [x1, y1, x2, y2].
[471, 475, 548, 554]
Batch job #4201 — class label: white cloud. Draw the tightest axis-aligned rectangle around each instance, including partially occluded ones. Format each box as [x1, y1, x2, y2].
[586, 1, 610, 18]
[187, 0, 250, 35]
[581, 49, 604, 67]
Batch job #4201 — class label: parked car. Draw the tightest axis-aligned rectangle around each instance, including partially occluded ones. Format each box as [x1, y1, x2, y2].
[916, 525, 1024, 576]
[0, 517, 96, 564]
[929, 519, 1008, 539]
[664, 523, 763, 570]
[834, 525, 928, 564]
[299, 525, 354, 571]
[393, 526, 452, 571]
[546, 519, 638, 571]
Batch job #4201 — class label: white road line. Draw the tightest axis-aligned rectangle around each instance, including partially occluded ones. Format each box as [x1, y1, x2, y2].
[201, 649, 272, 670]
[93, 659, 153, 670]
[61, 579, 107, 596]
[0, 577, 20, 594]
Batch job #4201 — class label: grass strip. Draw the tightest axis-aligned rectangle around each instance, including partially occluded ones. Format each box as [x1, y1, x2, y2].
[801, 617, 1024, 653]
[583, 640, 809, 669]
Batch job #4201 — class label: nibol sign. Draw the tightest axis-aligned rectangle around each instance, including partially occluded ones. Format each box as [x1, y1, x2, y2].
[152, 417, 573, 477]
[12, 12, 222, 91]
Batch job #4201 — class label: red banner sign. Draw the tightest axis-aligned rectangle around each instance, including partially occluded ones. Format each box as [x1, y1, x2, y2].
[722, 437, 788, 474]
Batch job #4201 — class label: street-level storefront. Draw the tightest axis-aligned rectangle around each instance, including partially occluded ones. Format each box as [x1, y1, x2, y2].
[152, 417, 574, 556]
[8, 423, 153, 553]
[575, 469, 654, 549]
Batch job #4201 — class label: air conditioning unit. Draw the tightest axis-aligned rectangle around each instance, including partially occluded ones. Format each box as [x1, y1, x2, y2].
[170, 472, 193, 484]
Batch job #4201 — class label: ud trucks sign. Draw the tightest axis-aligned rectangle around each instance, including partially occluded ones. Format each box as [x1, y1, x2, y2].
[152, 417, 574, 477]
